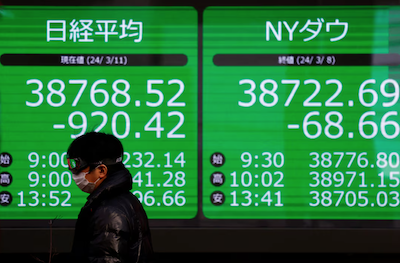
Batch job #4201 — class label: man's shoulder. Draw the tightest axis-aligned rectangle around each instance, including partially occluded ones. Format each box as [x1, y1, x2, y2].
[99, 190, 135, 208]
[91, 193, 135, 229]
[94, 191, 141, 216]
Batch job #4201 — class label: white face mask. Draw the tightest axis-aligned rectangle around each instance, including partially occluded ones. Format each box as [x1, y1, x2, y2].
[72, 170, 101, 194]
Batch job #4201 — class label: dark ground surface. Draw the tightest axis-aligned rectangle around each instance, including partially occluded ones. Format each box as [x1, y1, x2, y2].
[2, 253, 400, 263]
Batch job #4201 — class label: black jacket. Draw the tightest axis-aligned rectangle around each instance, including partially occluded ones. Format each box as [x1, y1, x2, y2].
[72, 168, 154, 263]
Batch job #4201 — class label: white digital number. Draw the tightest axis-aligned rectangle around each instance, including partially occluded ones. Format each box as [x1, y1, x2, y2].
[26, 79, 44, 107]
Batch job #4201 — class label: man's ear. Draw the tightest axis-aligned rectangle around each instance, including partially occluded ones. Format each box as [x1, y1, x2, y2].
[98, 164, 108, 178]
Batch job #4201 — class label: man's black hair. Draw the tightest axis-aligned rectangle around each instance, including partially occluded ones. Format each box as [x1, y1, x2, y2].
[67, 132, 124, 172]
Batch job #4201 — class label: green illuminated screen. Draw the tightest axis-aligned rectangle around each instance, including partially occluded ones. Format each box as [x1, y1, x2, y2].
[203, 6, 400, 219]
[0, 6, 198, 219]
[2, 5, 400, 222]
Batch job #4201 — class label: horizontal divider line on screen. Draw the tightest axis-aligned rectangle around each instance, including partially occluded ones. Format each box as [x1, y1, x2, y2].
[213, 54, 400, 66]
[0, 54, 188, 66]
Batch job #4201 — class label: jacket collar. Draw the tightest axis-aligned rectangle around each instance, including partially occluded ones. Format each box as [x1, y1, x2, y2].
[83, 168, 132, 209]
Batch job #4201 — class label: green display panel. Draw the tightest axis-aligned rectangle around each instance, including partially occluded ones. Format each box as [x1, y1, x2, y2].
[203, 6, 400, 219]
[0, 6, 198, 219]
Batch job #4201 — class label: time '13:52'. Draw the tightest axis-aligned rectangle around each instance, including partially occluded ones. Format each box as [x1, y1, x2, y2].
[17, 190, 71, 207]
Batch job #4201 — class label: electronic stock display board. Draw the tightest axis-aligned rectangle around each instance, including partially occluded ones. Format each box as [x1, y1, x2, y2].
[2, 5, 400, 225]
[203, 6, 400, 220]
[0, 6, 198, 220]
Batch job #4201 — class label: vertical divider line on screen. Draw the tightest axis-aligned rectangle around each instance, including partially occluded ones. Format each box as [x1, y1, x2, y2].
[197, 6, 204, 220]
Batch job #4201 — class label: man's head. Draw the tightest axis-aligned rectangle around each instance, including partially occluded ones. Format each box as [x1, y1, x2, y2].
[67, 132, 124, 193]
